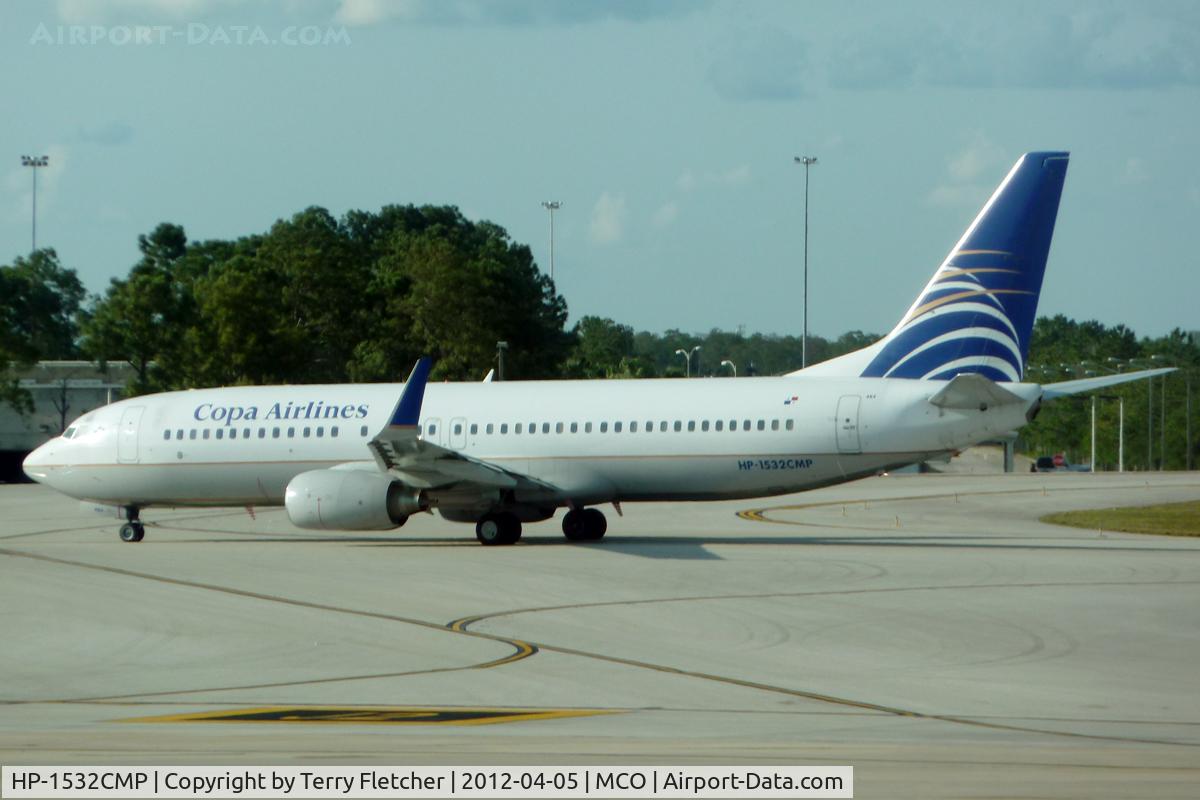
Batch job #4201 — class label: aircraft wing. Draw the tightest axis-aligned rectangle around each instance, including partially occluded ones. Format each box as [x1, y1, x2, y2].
[366, 358, 557, 494]
[1041, 367, 1175, 400]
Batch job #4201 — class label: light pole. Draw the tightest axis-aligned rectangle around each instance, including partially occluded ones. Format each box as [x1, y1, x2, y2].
[720, 359, 737, 377]
[794, 155, 817, 369]
[541, 201, 561, 281]
[675, 345, 701, 377]
[21, 155, 49, 252]
[496, 340, 508, 382]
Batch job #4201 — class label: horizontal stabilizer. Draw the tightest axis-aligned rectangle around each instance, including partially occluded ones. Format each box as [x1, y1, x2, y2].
[929, 373, 1024, 410]
[1042, 367, 1175, 399]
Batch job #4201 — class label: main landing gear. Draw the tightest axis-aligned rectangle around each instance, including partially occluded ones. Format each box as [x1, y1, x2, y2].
[118, 506, 145, 543]
[475, 512, 522, 546]
[562, 507, 607, 542]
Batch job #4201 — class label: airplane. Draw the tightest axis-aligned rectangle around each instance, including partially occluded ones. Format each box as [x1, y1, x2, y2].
[22, 151, 1172, 546]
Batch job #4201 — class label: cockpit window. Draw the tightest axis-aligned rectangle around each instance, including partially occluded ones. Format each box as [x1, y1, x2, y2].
[63, 427, 77, 439]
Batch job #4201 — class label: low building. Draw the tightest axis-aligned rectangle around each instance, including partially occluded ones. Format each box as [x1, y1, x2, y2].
[1, 360, 136, 482]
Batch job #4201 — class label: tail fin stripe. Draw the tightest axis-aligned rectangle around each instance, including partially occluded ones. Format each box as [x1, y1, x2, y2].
[861, 310, 1020, 377]
[887, 327, 1024, 379]
[883, 338, 1023, 381]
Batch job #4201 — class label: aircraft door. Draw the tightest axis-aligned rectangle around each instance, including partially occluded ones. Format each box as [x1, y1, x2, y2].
[449, 417, 467, 450]
[117, 406, 144, 463]
[835, 395, 862, 454]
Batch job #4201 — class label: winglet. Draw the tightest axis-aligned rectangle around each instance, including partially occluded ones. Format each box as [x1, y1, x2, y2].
[388, 357, 432, 427]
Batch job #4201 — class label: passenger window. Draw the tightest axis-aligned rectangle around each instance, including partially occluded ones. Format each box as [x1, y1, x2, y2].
[162, 430, 171, 441]
[529, 422, 536, 434]
[244, 428, 250, 439]
[486, 423, 494, 434]
[570, 422, 578, 433]
[542, 422, 550, 434]
[556, 422, 563, 434]
[202, 429, 210, 440]
[273, 427, 281, 438]
[585, 422, 593, 433]
[687, 421, 696, 432]
[743, 420, 751, 431]
[502, 423, 510, 434]
[516, 423, 523, 434]
[453, 423, 462, 435]
[258, 428, 266, 439]
[614, 421, 623, 433]
[190, 430, 197, 440]
[757, 419, 765, 431]
[702, 420, 710, 431]
[600, 422, 608, 433]
[630, 421, 638, 432]
[729, 419, 737, 431]
[316, 426, 324, 438]
[303, 427, 310, 438]
[287, 427, 295, 438]
[645, 420, 653, 432]
[428, 423, 437, 435]
[660, 421, 667, 432]
[331, 426, 339, 437]
[229, 428, 237, 439]
[215, 429, 224, 440]
[771, 419, 780, 431]
[674, 421, 682, 432]
[359, 425, 368, 436]
[716, 420, 724, 432]
[470, 423, 478, 435]
[176, 429, 184, 440]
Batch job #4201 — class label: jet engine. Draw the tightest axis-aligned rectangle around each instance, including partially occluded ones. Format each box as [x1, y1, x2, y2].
[284, 469, 426, 531]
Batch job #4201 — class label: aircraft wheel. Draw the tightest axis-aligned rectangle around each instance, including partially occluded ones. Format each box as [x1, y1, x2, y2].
[476, 513, 521, 546]
[583, 508, 607, 541]
[119, 521, 145, 543]
[562, 508, 588, 541]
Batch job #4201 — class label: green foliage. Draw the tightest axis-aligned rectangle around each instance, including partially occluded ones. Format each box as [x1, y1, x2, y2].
[0, 249, 86, 411]
[1021, 317, 1199, 471]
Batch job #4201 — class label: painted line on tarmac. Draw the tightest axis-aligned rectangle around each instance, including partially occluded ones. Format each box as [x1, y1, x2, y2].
[122, 706, 613, 726]
[451, 581, 1200, 748]
[0, 546, 538, 705]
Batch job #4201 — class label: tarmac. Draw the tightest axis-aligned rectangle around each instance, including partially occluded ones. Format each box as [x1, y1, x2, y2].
[2, 471, 1199, 799]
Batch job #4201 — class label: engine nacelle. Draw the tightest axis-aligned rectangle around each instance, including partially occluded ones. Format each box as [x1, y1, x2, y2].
[284, 469, 425, 531]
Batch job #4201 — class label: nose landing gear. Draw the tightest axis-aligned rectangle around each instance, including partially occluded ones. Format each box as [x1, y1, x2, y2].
[118, 506, 145, 542]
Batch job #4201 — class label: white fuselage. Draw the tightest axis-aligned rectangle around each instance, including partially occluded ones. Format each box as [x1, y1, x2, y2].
[23, 375, 1039, 512]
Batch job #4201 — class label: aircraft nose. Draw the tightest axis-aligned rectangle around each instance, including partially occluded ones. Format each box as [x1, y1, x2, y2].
[22, 441, 53, 482]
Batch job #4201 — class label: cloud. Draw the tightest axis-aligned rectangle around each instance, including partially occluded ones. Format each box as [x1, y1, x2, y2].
[707, 27, 806, 101]
[651, 201, 678, 228]
[927, 134, 1005, 209]
[77, 122, 134, 146]
[588, 191, 626, 245]
[677, 165, 750, 192]
[825, 8, 1200, 91]
[55, 0, 241, 22]
[1118, 157, 1149, 185]
[333, 0, 705, 27]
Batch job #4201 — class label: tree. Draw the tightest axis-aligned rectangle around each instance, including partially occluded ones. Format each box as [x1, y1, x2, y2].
[82, 224, 196, 394]
[1, 249, 86, 411]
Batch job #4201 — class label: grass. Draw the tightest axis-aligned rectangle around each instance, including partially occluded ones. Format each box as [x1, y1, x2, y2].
[1041, 500, 1200, 537]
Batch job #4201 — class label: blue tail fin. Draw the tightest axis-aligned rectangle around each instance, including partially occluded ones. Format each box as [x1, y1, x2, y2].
[855, 152, 1069, 382]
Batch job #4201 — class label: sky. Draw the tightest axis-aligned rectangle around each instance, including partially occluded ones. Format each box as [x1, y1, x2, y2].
[2, 0, 1198, 341]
